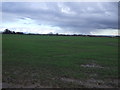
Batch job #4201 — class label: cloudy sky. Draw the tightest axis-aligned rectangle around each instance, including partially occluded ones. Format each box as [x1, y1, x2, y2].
[1, 2, 118, 35]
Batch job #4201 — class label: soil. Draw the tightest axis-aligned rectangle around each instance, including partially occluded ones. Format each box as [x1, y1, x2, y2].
[81, 63, 104, 68]
[60, 77, 118, 88]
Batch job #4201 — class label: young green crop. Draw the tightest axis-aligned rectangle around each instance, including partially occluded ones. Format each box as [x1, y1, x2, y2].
[2, 34, 118, 88]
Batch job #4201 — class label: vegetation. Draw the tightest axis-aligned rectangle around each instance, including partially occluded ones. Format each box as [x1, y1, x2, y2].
[2, 34, 118, 88]
[2, 29, 23, 34]
[2, 29, 119, 37]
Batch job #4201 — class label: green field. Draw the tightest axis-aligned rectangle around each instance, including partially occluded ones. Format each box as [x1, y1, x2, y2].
[2, 34, 118, 88]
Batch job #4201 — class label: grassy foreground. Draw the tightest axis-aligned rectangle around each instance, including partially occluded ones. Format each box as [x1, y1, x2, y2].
[2, 34, 118, 88]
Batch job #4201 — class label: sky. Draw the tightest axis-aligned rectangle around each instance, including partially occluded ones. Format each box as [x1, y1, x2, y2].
[1, 2, 119, 35]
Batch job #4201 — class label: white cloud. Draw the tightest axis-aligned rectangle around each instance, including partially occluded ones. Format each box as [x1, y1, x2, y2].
[1, 24, 62, 34]
[58, 3, 76, 15]
[90, 29, 118, 36]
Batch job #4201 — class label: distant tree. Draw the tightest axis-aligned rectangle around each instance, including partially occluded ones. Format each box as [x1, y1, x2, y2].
[12, 31, 16, 34]
[73, 34, 77, 36]
[49, 32, 53, 34]
[16, 32, 24, 34]
[56, 33, 59, 36]
[47, 32, 53, 36]
[3, 29, 24, 34]
[3, 29, 13, 34]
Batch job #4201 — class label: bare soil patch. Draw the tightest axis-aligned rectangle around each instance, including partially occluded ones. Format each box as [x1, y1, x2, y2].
[81, 63, 104, 68]
[60, 77, 118, 88]
[2, 82, 52, 88]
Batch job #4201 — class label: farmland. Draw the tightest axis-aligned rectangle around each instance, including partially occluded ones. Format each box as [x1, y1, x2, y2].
[2, 34, 118, 88]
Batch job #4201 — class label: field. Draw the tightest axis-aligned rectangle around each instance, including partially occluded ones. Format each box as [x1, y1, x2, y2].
[2, 34, 118, 88]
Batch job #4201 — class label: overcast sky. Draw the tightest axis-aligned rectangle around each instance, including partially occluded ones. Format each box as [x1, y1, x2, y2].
[1, 2, 118, 35]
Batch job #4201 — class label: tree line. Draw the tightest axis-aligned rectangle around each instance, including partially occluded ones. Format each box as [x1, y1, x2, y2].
[2, 29, 119, 37]
[2, 29, 24, 34]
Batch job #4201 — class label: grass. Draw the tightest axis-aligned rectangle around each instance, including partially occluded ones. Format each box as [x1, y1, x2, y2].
[2, 34, 118, 88]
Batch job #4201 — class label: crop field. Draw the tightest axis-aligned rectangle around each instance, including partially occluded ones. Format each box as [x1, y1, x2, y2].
[2, 34, 118, 88]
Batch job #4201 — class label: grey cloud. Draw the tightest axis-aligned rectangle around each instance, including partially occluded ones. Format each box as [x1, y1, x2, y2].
[2, 2, 118, 34]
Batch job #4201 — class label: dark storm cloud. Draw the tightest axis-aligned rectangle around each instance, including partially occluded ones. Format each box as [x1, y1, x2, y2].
[2, 2, 118, 34]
